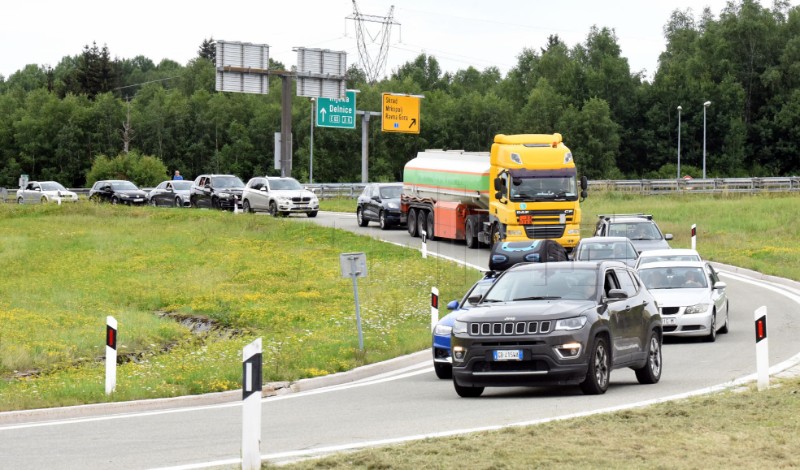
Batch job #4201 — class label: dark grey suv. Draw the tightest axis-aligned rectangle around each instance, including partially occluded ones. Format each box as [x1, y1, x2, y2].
[451, 261, 662, 397]
[189, 174, 244, 210]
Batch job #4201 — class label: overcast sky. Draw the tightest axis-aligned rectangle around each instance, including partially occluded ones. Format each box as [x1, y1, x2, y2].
[1, 0, 796, 81]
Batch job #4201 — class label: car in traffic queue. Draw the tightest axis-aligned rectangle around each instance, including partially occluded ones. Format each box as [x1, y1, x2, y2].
[432, 272, 499, 379]
[356, 183, 405, 229]
[241, 176, 319, 217]
[16, 181, 78, 204]
[573, 236, 639, 268]
[147, 180, 193, 208]
[637, 260, 729, 342]
[88, 180, 148, 205]
[450, 261, 663, 397]
[190, 174, 245, 210]
[634, 248, 702, 269]
[488, 239, 569, 271]
[595, 213, 673, 254]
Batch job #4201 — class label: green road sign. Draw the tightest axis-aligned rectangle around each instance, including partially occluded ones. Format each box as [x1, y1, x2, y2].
[316, 90, 357, 129]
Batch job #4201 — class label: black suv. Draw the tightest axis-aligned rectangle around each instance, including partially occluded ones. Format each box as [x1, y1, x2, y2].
[189, 174, 245, 210]
[88, 180, 148, 205]
[595, 214, 673, 253]
[451, 261, 662, 397]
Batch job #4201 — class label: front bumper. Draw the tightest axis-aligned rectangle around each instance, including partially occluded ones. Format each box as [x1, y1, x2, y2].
[661, 307, 714, 337]
[451, 330, 590, 388]
[432, 333, 451, 363]
[275, 200, 319, 213]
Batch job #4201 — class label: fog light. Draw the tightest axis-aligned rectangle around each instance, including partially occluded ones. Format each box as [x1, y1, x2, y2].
[453, 346, 466, 361]
[507, 229, 523, 236]
[554, 342, 582, 359]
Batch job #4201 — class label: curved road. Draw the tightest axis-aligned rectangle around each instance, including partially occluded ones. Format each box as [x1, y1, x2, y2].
[1, 211, 799, 469]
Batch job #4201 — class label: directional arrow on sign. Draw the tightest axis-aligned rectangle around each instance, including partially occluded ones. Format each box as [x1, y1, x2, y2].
[410, 118, 417, 129]
[320, 108, 327, 119]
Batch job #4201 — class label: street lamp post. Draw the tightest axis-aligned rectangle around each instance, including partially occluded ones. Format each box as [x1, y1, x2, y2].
[677, 105, 682, 180]
[310, 98, 315, 184]
[703, 100, 711, 179]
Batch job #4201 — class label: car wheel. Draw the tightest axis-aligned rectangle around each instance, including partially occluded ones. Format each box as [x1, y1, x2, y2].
[212, 197, 220, 210]
[634, 331, 662, 384]
[379, 211, 390, 230]
[465, 219, 479, 249]
[719, 301, 730, 334]
[453, 378, 483, 398]
[434, 362, 452, 380]
[357, 207, 368, 226]
[190, 196, 198, 208]
[407, 209, 418, 237]
[307, 211, 318, 218]
[269, 201, 279, 217]
[17, 197, 24, 204]
[175, 197, 182, 208]
[111, 197, 119, 205]
[41, 196, 48, 204]
[580, 336, 610, 395]
[150, 198, 157, 207]
[243, 200, 252, 213]
[705, 311, 717, 342]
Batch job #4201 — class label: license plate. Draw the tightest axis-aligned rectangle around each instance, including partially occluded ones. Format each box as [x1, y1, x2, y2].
[519, 215, 533, 225]
[134, 198, 143, 202]
[493, 350, 522, 361]
[663, 317, 676, 325]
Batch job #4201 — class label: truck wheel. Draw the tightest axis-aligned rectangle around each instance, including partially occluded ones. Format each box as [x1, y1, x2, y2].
[426, 211, 435, 240]
[417, 210, 427, 239]
[408, 209, 418, 237]
[465, 219, 479, 249]
[580, 336, 610, 395]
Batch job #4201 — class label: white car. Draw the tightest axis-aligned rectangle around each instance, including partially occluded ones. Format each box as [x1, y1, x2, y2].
[638, 261, 729, 342]
[635, 248, 702, 269]
[241, 176, 319, 217]
[16, 181, 78, 204]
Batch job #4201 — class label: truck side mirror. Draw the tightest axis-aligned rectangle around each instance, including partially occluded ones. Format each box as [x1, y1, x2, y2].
[581, 175, 588, 190]
[493, 177, 504, 191]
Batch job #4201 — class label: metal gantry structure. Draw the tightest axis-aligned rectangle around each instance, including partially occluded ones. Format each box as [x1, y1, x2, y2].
[347, 1, 400, 84]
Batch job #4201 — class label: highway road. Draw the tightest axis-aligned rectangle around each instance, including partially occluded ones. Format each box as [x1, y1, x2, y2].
[2, 211, 799, 469]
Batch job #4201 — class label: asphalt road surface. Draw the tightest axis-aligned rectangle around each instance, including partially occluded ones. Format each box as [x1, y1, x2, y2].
[2, 211, 799, 469]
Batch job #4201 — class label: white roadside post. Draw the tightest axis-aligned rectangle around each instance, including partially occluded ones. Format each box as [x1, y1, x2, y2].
[241, 338, 263, 470]
[421, 230, 427, 258]
[754, 307, 769, 391]
[105, 316, 117, 395]
[430, 287, 439, 332]
[691, 224, 697, 250]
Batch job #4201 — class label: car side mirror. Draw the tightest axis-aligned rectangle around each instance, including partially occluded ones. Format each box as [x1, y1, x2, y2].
[372, 195, 381, 201]
[259, 187, 267, 191]
[606, 289, 628, 300]
[665, 234, 673, 241]
[467, 294, 483, 304]
[446, 300, 459, 311]
[713, 281, 727, 290]
[35, 187, 41, 191]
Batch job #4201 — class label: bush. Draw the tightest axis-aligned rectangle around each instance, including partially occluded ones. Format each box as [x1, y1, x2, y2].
[85, 150, 168, 187]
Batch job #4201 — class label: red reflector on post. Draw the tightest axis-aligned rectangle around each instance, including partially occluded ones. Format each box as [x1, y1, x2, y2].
[755, 315, 767, 343]
[107, 325, 117, 350]
[431, 292, 439, 309]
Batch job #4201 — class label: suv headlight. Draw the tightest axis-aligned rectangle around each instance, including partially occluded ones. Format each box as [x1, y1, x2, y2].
[453, 320, 467, 335]
[555, 316, 587, 331]
[387, 201, 399, 209]
[685, 303, 710, 314]
[433, 324, 452, 336]
[218, 192, 231, 198]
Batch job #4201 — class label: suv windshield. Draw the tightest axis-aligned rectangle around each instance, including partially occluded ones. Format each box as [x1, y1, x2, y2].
[482, 267, 597, 302]
[211, 176, 245, 188]
[379, 186, 402, 199]
[269, 178, 303, 190]
[609, 222, 661, 240]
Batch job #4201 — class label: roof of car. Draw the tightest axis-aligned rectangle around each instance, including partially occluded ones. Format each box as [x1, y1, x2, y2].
[598, 213, 654, 222]
[506, 260, 626, 272]
[638, 249, 700, 257]
[637, 260, 707, 269]
[578, 236, 632, 244]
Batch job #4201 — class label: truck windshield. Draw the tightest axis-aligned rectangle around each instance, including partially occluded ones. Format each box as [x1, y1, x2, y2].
[509, 176, 577, 202]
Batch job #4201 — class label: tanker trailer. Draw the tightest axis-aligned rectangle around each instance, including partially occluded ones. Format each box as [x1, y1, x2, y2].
[401, 133, 587, 250]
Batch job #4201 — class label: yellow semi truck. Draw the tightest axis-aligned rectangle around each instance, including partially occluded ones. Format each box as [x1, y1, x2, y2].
[401, 133, 587, 250]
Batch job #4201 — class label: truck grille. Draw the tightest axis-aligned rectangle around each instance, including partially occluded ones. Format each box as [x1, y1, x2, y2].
[525, 225, 565, 239]
[469, 321, 552, 336]
[529, 210, 574, 223]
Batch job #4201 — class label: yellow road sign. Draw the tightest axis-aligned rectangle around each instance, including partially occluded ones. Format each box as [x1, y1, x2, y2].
[382, 93, 421, 134]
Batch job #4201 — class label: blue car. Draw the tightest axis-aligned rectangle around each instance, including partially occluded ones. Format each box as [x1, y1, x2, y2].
[432, 272, 498, 379]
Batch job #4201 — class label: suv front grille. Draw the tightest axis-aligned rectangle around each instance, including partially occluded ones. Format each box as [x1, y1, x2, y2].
[470, 321, 552, 336]
[525, 225, 565, 239]
[291, 196, 312, 203]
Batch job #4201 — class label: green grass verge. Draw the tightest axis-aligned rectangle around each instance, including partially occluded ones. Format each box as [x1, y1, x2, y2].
[318, 198, 358, 213]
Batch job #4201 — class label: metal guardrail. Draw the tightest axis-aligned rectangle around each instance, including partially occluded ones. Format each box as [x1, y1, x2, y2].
[2, 178, 799, 203]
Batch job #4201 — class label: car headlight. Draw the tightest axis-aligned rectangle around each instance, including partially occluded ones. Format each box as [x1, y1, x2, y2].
[387, 201, 399, 209]
[685, 303, 710, 314]
[453, 320, 467, 335]
[433, 324, 452, 336]
[555, 316, 587, 331]
[277, 196, 290, 203]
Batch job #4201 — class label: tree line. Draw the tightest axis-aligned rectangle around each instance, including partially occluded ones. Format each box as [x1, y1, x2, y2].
[1, 0, 798, 188]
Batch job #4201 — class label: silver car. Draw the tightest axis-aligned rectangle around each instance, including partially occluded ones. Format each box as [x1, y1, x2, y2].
[638, 261, 729, 342]
[16, 181, 78, 204]
[147, 180, 193, 208]
[241, 176, 319, 217]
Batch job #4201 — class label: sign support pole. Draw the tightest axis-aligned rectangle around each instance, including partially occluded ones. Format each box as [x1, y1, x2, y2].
[754, 307, 769, 391]
[242, 338, 263, 470]
[105, 316, 117, 395]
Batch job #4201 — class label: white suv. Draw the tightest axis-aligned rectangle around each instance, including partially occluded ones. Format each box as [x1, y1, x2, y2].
[241, 177, 319, 217]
